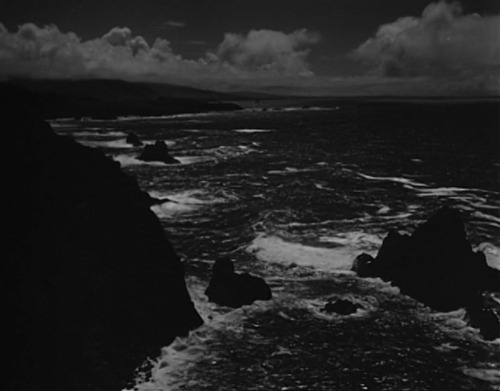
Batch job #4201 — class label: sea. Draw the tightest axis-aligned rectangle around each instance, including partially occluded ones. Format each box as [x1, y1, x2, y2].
[51, 99, 500, 391]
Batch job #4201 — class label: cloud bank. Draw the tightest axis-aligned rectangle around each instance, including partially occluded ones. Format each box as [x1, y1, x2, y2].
[215, 29, 320, 76]
[353, 1, 500, 92]
[0, 22, 319, 87]
[1, 2, 498, 96]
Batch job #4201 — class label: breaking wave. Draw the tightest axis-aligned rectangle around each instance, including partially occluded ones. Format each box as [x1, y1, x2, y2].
[246, 232, 382, 273]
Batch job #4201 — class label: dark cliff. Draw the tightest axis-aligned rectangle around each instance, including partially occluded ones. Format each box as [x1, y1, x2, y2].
[2, 90, 203, 390]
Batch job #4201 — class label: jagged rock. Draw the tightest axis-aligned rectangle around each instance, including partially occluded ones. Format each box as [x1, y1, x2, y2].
[137, 140, 180, 164]
[322, 299, 360, 315]
[351, 253, 377, 278]
[3, 113, 202, 390]
[205, 258, 272, 308]
[465, 293, 500, 340]
[467, 308, 500, 340]
[126, 132, 143, 146]
[355, 207, 499, 310]
[353, 207, 500, 339]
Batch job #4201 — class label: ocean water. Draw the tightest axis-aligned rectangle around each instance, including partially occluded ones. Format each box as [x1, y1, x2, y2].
[52, 100, 500, 390]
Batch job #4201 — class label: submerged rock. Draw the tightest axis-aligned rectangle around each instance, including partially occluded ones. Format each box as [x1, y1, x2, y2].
[137, 140, 180, 164]
[322, 299, 360, 315]
[3, 113, 202, 390]
[205, 258, 272, 308]
[354, 207, 500, 339]
[126, 131, 143, 146]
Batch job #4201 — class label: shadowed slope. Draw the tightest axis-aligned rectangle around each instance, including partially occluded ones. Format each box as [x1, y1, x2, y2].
[2, 93, 203, 390]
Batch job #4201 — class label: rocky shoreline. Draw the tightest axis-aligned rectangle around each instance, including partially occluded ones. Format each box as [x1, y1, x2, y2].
[3, 107, 203, 390]
[353, 207, 500, 340]
[3, 86, 498, 390]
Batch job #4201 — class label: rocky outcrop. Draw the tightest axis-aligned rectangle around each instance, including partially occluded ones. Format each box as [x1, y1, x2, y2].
[3, 114, 203, 390]
[353, 207, 500, 339]
[137, 140, 180, 164]
[126, 132, 143, 146]
[205, 258, 272, 308]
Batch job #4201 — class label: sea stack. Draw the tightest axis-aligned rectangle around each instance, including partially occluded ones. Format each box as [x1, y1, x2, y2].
[3, 98, 202, 389]
[126, 131, 144, 146]
[353, 207, 500, 339]
[137, 140, 180, 164]
[205, 258, 272, 308]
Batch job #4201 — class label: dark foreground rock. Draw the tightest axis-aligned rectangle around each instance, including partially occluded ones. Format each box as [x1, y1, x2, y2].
[3, 112, 202, 390]
[353, 207, 500, 339]
[137, 140, 180, 164]
[126, 131, 143, 146]
[205, 258, 272, 308]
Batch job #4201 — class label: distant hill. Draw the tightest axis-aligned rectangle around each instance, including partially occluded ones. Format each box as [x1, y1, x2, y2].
[2, 79, 248, 119]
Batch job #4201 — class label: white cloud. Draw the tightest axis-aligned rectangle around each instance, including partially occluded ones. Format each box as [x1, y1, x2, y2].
[353, 1, 500, 92]
[1, 10, 498, 96]
[213, 29, 321, 76]
[0, 23, 87, 78]
[0, 23, 319, 87]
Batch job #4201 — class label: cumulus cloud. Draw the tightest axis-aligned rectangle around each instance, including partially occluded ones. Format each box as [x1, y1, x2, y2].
[353, 1, 500, 90]
[0, 23, 319, 87]
[0, 23, 87, 78]
[213, 29, 320, 76]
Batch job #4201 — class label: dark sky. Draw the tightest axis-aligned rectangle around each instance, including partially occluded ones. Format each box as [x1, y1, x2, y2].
[1, 0, 499, 95]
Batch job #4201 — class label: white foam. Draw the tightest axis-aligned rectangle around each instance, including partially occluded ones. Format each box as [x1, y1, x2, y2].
[473, 211, 500, 226]
[363, 277, 402, 295]
[246, 233, 381, 272]
[301, 295, 379, 321]
[414, 186, 499, 201]
[167, 112, 222, 120]
[318, 232, 382, 251]
[476, 242, 500, 270]
[357, 172, 428, 188]
[416, 187, 470, 197]
[281, 106, 337, 112]
[267, 167, 316, 175]
[130, 277, 261, 391]
[233, 128, 274, 133]
[462, 367, 500, 384]
[150, 191, 207, 217]
[78, 139, 132, 149]
[359, 212, 413, 222]
[150, 190, 235, 218]
[151, 201, 199, 217]
[71, 131, 127, 137]
[376, 206, 391, 214]
[113, 155, 167, 167]
[427, 308, 500, 346]
[113, 154, 212, 167]
[116, 115, 166, 121]
[314, 183, 335, 191]
[469, 202, 500, 211]
[117, 111, 227, 122]
[175, 156, 215, 165]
